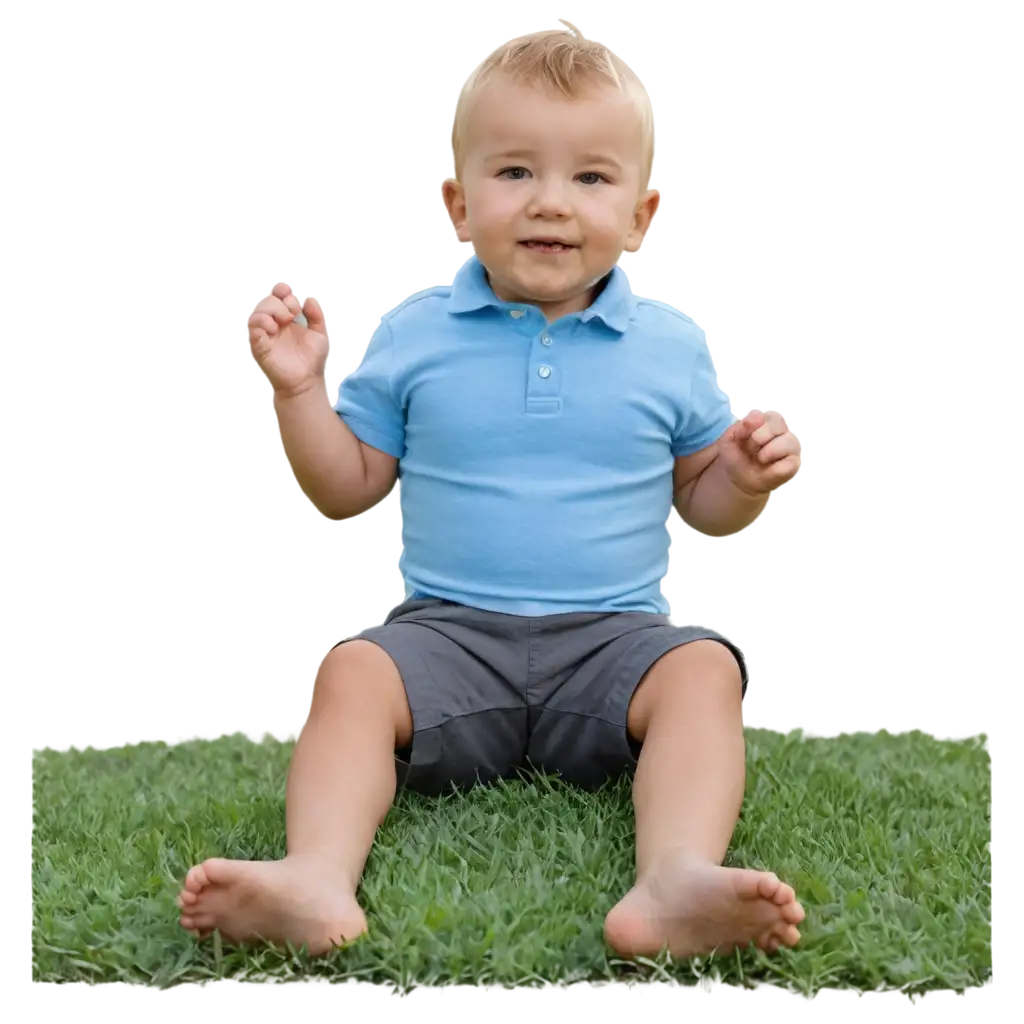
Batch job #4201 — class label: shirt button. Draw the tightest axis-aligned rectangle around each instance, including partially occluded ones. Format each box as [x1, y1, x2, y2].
[541, 334, 553, 345]
[510, 310, 524, 318]
[538, 365, 552, 378]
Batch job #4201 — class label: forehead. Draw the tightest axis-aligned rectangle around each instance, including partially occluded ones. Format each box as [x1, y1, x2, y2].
[466, 77, 641, 162]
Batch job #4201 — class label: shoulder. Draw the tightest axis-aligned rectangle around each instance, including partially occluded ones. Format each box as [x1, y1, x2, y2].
[361, 285, 451, 368]
[630, 296, 708, 353]
[367, 285, 453, 382]
[380, 285, 451, 331]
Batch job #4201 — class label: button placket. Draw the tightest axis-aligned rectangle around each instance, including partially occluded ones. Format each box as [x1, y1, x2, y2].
[525, 323, 560, 413]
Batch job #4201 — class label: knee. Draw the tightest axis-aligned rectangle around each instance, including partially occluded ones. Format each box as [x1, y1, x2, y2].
[680, 639, 743, 691]
[627, 640, 742, 739]
[313, 640, 413, 746]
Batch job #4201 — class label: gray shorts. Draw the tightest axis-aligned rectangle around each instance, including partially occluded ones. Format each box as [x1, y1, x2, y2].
[332, 596, 748, 795]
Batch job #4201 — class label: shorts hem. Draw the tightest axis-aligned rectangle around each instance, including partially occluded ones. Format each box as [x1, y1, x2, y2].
[605, 628, 750, 764]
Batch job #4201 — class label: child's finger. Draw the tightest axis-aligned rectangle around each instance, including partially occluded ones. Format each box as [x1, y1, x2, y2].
[241, 309, 278, 337]
[749, 411, 785, 448]
[299, 299, 323, 333]
[266, 280, 301, 315]
[732, 411, 765, 454]
[243, 329, 268, 362]
[252, 294, 294, 325]
[762, 453, 800, 485]
[753, 430, 798, 466]
[726, 417, 752, 445]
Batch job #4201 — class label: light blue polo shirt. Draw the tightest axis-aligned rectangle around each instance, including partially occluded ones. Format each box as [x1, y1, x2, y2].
[334, 254, 735, 617]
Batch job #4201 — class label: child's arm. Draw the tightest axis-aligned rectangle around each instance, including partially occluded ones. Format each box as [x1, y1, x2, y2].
[674, 445, 769, 536]
[274, 383, 397, 520]
[674, 410, 801, 536]
[248, 284, 398, 520]
[667, 328, 801, 536]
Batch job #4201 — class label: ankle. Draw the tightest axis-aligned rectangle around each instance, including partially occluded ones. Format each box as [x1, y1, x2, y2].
[637, 846, 719, 883]
[283, 851, 361, 892]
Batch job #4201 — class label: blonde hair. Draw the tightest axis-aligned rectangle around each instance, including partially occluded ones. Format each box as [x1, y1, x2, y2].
[451, 19, 655, 192]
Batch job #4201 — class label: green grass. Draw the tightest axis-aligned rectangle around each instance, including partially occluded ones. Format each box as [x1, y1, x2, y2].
[32, 728, 990, 993]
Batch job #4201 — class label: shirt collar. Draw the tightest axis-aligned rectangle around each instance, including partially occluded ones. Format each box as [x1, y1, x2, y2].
[447, 254, 636, 335]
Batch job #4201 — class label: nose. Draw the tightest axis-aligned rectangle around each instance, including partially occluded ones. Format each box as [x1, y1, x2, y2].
[526, 175, 572, 219]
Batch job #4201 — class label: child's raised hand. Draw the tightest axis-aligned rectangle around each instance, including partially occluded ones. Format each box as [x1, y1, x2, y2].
[247, 284, 330, 398]
[717, 410, 801, 496]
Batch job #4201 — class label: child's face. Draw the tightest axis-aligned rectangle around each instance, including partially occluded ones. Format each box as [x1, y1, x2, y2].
[443, 76, 659, 322]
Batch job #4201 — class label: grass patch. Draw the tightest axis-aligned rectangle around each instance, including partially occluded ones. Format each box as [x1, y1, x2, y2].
[33, 728, 990, 993]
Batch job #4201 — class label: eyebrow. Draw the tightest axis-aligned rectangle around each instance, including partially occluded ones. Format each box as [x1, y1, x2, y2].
[487, 148, 623, 169]
[577, 151, 622, 167]
[489, 149, 544, 161]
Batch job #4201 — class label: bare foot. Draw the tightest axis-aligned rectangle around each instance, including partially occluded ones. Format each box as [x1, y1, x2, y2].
[175, 855, 367, 956]
[604, 851, 806, 959]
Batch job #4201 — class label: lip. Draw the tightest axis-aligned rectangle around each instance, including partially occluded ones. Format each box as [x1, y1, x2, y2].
[519, 240, 578, 248]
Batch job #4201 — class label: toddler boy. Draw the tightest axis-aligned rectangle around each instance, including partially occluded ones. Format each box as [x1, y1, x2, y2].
[178, 21, 805, 960]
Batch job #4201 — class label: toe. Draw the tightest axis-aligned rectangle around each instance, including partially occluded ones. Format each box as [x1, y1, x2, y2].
[179, 890, 198, 907]
[782, 899, 806, 925]
[185, 865, 209, 893]
[200, 857, 238, 886]
[755, 871, 780, 899]
[738, 869, 779, 901]
[180, 913, 217, 940]
[783, 924, 801, 947]
[772, 882, 795, 905]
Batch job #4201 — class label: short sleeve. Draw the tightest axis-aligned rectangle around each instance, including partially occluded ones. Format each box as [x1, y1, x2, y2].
[672, 329, 736, 457]
[333, 318, 405, 459]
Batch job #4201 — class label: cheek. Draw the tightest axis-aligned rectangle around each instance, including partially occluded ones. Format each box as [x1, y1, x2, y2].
[584, 212, 630, 244]
[468, 184, 516, 224]
[581, 194, 633, 230]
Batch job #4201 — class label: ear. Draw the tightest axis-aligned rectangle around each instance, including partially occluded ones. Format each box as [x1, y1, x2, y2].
[623, 189, 660, 253]
[442, 178, 471, 242]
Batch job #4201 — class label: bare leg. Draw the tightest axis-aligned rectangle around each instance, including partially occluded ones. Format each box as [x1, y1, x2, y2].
[604, 640, 805, 959]
[176, 640, 412, 955]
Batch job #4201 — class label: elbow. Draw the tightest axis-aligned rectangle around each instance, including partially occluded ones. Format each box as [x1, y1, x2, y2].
[317, 495, 374, 528]
[682, 512, 763, 537]
[688, 520, 745, 544]
[674, 504, 736, 537]
[323, 485, 395, 528]
[304, 479, 370, 520]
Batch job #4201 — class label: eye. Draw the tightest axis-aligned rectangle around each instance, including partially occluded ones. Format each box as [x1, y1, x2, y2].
[578, 172, 606, 185]
[498, 166, 529, 180]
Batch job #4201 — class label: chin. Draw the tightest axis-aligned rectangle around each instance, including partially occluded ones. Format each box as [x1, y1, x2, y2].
[487, 257, 587, 301]
[514, 279, 580, 301]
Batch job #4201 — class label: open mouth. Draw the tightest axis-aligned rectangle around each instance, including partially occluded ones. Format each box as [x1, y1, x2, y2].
[519, 241, 576, 253]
